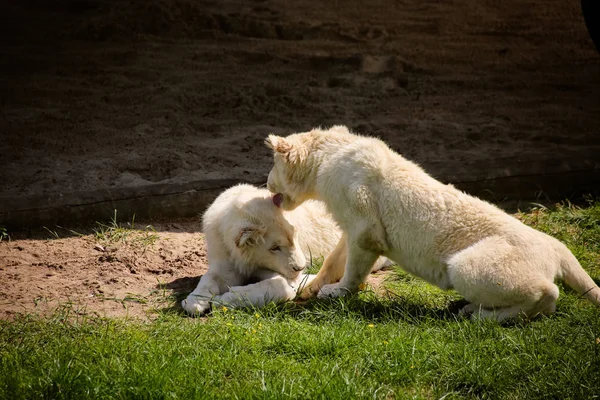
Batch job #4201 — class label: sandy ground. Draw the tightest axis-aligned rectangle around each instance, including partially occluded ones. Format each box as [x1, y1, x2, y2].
[0, 220, 206, 319]
[1, 0, 599, 318]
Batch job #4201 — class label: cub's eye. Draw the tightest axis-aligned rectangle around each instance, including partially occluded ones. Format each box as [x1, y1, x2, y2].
[269, 245, 281, 252]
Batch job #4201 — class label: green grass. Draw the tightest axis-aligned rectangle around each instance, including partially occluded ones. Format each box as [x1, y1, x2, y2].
[1, 201, 600, 399]
[94, 209, 159, 249]
[0, 227, 10, 242]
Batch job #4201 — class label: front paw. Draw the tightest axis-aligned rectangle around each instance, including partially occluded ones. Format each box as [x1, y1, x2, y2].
[181, 296, 211, 316]
[298, 282, 321, 300]
[317, 283, 352, 299]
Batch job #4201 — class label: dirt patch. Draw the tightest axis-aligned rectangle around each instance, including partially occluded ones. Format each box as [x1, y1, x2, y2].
[0, 219, 206, 320]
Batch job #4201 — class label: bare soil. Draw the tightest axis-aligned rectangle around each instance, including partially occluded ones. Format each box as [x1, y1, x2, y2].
[1, 0, 599, 318]
[0, 219, 207, 320]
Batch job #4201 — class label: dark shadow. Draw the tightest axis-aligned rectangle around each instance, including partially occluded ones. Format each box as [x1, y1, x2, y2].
[7, 215, 205, 241]
[156, 275, 201, 315]
[162, 275, 200, 294]
[156, 272, 474, 323]
[296, 295, 469, 324]
[154, 274, 575, 327]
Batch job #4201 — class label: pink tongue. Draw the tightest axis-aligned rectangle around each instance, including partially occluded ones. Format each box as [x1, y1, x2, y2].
[273, 193, 283, 208]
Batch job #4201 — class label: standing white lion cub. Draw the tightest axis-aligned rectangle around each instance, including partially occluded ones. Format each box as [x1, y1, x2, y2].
[181, 184, 387, 315]
[265, 125, 600, 321]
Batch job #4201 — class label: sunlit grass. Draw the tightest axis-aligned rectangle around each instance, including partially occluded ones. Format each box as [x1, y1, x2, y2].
[94, 209, 159, 249]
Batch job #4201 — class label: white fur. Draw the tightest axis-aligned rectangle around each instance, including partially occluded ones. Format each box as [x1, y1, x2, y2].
[265, 126, 600, 321]
[182, 184, 356, 315]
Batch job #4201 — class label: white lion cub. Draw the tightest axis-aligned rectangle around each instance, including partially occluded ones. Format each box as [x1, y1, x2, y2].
[181, 184, 388, 315]
[265, 126, 600, 321]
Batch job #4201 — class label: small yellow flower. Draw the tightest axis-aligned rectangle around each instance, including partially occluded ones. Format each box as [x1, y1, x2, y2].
[383, 340, 389, 345]
[596, 337, 600, 345]
[368, 324, 375, 328]
[254, 313, 260, 318]
[410, 365, 414, 369]
[252, 329, 257, 334]
[222, 306, 228, 312]
[358, 283, 367, 291]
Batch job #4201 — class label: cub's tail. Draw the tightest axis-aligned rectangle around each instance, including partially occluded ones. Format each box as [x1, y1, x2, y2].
[557, 242, 600, 306]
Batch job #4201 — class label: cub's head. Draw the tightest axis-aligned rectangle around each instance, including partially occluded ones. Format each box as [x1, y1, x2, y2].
[264, 133, 317, 211]
[233, 195, 306, 279]
[265, 126, 350, 210]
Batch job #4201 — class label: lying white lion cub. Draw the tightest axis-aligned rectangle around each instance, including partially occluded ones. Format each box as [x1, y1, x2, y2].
[265, 125, 600, 321]
[181, 184, 387, 315]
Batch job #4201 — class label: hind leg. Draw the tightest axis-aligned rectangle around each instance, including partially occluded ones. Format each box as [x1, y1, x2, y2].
[448, 236, 560, 322]
[463, 283, 559, 322]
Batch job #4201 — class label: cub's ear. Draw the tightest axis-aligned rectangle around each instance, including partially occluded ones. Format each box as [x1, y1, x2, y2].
[235, 226, 265, 248]
[265, 134, 304, 163]
[265, 134, 291, 155]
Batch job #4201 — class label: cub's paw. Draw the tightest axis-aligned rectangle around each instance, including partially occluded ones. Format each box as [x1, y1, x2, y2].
[317, 283, 352, 299]
[181, 296, 211, 316]
[298, 283, 320, 300]
[214, 291, 239, 306]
